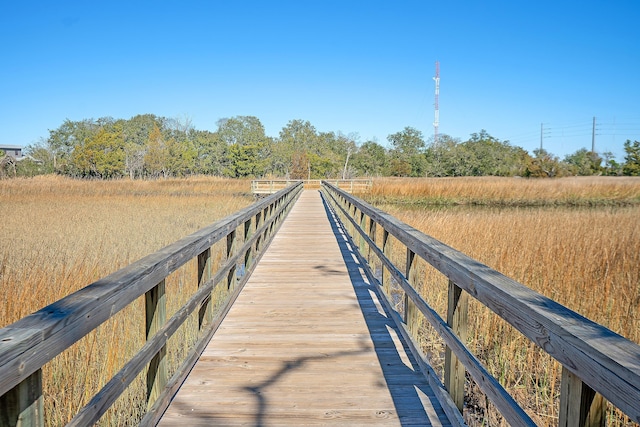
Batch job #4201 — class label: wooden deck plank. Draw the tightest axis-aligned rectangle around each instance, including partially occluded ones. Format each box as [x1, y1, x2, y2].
[158, 190, 451, 426]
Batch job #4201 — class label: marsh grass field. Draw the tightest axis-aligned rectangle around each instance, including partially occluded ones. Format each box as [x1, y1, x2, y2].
[1, 175, 639, 425]
[364, 176, 640, 426]
[0, 175, 254, 425]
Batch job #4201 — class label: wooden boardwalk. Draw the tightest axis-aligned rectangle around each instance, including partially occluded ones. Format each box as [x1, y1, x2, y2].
[158, 190, 452, 426]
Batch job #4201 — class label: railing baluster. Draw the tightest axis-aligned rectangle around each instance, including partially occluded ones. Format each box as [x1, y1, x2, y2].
[146, 279, 167, 411]
[244, 218, 253, 272]
[367, 219, 377, 266]
[559, 367, 605, 427]
[255, 211, 263, 253]
[404, 249, 420, 338]
[198, 248, 212, 328]
[358, 211, 366, 254]
[227, 230, 237, 289]
[444, 280, 468, 413]
[0, 369, 43, 427]
[381, 229, 392, 297]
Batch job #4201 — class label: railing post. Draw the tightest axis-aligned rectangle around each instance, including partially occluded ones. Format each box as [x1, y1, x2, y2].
[198, 248, 212, 328]
[381, 229, 392, 297]
[444, 280, 468, 413]
[367, 219, 377, 266]
[350, 205, 358, 238]
[146, 279, 167, 411]
[272, 197, 280, 233]
[358, 211, 366, 254]
[559, 367, 605, 427]
[404, 249, 420, 338]
[255, 211, 263, 252]
[227, 230, 237, 289]
[262, 206, 270, 245]
[243, 218, 254, 272]
[0, 369, 44, 427]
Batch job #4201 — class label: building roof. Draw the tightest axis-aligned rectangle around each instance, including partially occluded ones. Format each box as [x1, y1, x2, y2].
[0, 145, 23, 150]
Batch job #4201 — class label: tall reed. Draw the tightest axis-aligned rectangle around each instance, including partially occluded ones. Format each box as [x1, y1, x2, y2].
[365, 177, 640, 425]
[0, 175, 253, 425]
[368, 176, 640, 206]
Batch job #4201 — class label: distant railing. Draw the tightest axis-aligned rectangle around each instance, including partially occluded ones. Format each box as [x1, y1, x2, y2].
[0, 183, 303, 426]
[321, 181, 640, 426]
[252, 179, 372, 195]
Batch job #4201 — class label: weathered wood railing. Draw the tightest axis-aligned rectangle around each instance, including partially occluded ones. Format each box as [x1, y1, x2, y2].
[251, 178, 372, 194]
[0, 182, 303, 426]
[321, 181, 640, 426]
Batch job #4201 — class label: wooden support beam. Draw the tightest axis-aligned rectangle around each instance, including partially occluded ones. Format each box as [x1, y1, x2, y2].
[367, 219, 377, 266]
[226, 230, 237, 290]
[381, 229, 392, 297]
[559, 367, 605, 427]
[444, 280, 468, 413]
[255, 211, 263, 252]
[197, 248, 212, 328]
[146, 279, 167, 411]
[358, 211, 366, 254]
[0, 370, 43, 427]
[243, 218, 253, 272]
[404, 249, 420, 339]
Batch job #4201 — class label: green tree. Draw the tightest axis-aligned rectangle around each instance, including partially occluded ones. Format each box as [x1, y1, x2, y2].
[217, 116, 269, 178]
[144, 124, 169, 178]
[564, 148, 602, 176]
[524, 149, 568, 178]
[122, 114, 166, 178]
[166, 137, 197, 177]
[424, 134, 461, 176]
[290, 151, 310, 179]
[601, 151, 623, 176]
[24, 139, 56, 174]
[70, 124, 125, 178]
[194, 130, 227, 175]
[47, 118, 104, 172]
[622, 140, 640, 176]
[460, 130, 526, 176]
[278, 119, 317, 152]
[351, 140, 388, 176]
[275, 120, 319, 178]
[225, 142, 267, 177]
[387, 127, 426, 177]
[311, 131, 347, 178]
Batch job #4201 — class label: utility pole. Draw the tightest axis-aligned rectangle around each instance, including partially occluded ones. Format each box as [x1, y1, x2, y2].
[540, 123, 544, 151]
[433, 61, 440, 144]
[591, 116, 596, 153]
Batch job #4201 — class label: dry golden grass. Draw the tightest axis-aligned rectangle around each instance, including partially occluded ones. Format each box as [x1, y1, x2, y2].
[3, 175, 639, 425]
[369, 176, 640, 206]
[364, 177, 640, 426]
[0, 175, 254, 425]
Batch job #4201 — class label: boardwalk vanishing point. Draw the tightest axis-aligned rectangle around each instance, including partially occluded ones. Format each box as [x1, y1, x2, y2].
[158, 190, 452, 426]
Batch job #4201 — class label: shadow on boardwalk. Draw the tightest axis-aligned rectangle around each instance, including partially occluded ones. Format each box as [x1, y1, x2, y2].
[230, 194, 446, 426]
[159, 191, 448, 426]
[240, 340, 372, 427]
[318, 193, 447, 426]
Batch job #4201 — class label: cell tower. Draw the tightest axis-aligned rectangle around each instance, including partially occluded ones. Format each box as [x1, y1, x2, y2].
[433, 61, 440, 144]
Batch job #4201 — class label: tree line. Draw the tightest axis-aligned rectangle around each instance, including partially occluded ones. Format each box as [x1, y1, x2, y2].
[5, 114, 640, 178]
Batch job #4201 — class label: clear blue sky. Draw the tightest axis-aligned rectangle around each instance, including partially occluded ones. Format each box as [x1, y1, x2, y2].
[2, 1, 639, 161]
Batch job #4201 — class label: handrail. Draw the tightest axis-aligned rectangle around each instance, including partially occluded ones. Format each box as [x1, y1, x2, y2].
[0, 182, 303, 426]
[321, 181, 640, 425]
[251, 179, 372, 194]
